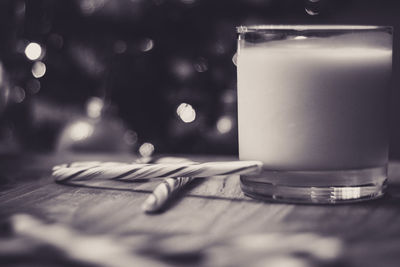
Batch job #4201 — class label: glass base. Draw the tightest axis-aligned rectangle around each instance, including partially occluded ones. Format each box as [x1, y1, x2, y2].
[240, 166, 387, 204]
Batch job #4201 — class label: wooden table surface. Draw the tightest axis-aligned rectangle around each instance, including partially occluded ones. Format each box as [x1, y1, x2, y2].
[1, 152, 400, 267]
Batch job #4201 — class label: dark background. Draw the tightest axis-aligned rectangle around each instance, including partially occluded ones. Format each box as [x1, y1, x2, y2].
[0, 0, 399, 157]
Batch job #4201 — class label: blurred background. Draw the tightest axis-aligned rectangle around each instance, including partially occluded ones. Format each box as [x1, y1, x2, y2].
[0, 0, 399, 157]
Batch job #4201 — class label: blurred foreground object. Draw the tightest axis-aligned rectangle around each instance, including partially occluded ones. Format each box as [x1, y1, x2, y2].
[10, 214, 164, 267]
[3, 213, 343, 267]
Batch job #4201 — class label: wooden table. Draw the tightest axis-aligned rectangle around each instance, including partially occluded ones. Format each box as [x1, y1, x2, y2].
[1, 153, 400, 267]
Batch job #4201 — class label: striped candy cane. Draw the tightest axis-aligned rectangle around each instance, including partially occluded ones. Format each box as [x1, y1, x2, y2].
[52, 161, 263, 182]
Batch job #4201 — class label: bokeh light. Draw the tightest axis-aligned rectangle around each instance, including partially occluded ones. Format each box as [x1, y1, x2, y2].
[216, 116, 233, 134]
[0, 63, 7, 114]
[213, 42, 227, 55]
[305, 0, 320, 16]
[49, 34, 64, 49]
[113, 40, 127, 54]
[11, 86, 26, 103]
[193, 57, 208, 73]
[139, 142, 155, 157]
[123, 130, 138, 145]
[25, 42, 42, 60]
[15, 1, 26, 17]
[86, 97, 104, 118]
[138, 38, 154, 52]
[26, 79, 41, 94]
[69, 121, 94, 141]
[176, 103, 196, 123]
[32, 61, 46, 78]
[80, 0, 106, 15]
[305, 8, 319, 15]
[221, 89, 236, 104]
[171, 58, 194, 80]
[0, 63, 3, 85]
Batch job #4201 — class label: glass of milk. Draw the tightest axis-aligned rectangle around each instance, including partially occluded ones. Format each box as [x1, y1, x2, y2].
[237, 25, 393, 203]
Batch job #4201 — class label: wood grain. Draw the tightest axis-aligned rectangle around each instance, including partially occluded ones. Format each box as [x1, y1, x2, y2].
[1, 153, 400, 267]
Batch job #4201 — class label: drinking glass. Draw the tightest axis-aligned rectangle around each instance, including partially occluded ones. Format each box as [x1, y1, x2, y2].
[237, 25, 393, 203]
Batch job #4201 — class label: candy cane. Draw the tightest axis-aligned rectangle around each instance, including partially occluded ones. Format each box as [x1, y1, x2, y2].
[52, 161, 263, 182]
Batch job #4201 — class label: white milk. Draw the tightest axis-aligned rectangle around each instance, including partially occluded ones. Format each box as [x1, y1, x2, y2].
[237, 32, 392, 170]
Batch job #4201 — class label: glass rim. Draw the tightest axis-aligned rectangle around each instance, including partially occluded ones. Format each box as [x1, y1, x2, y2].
[237, 25, 393, 33]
